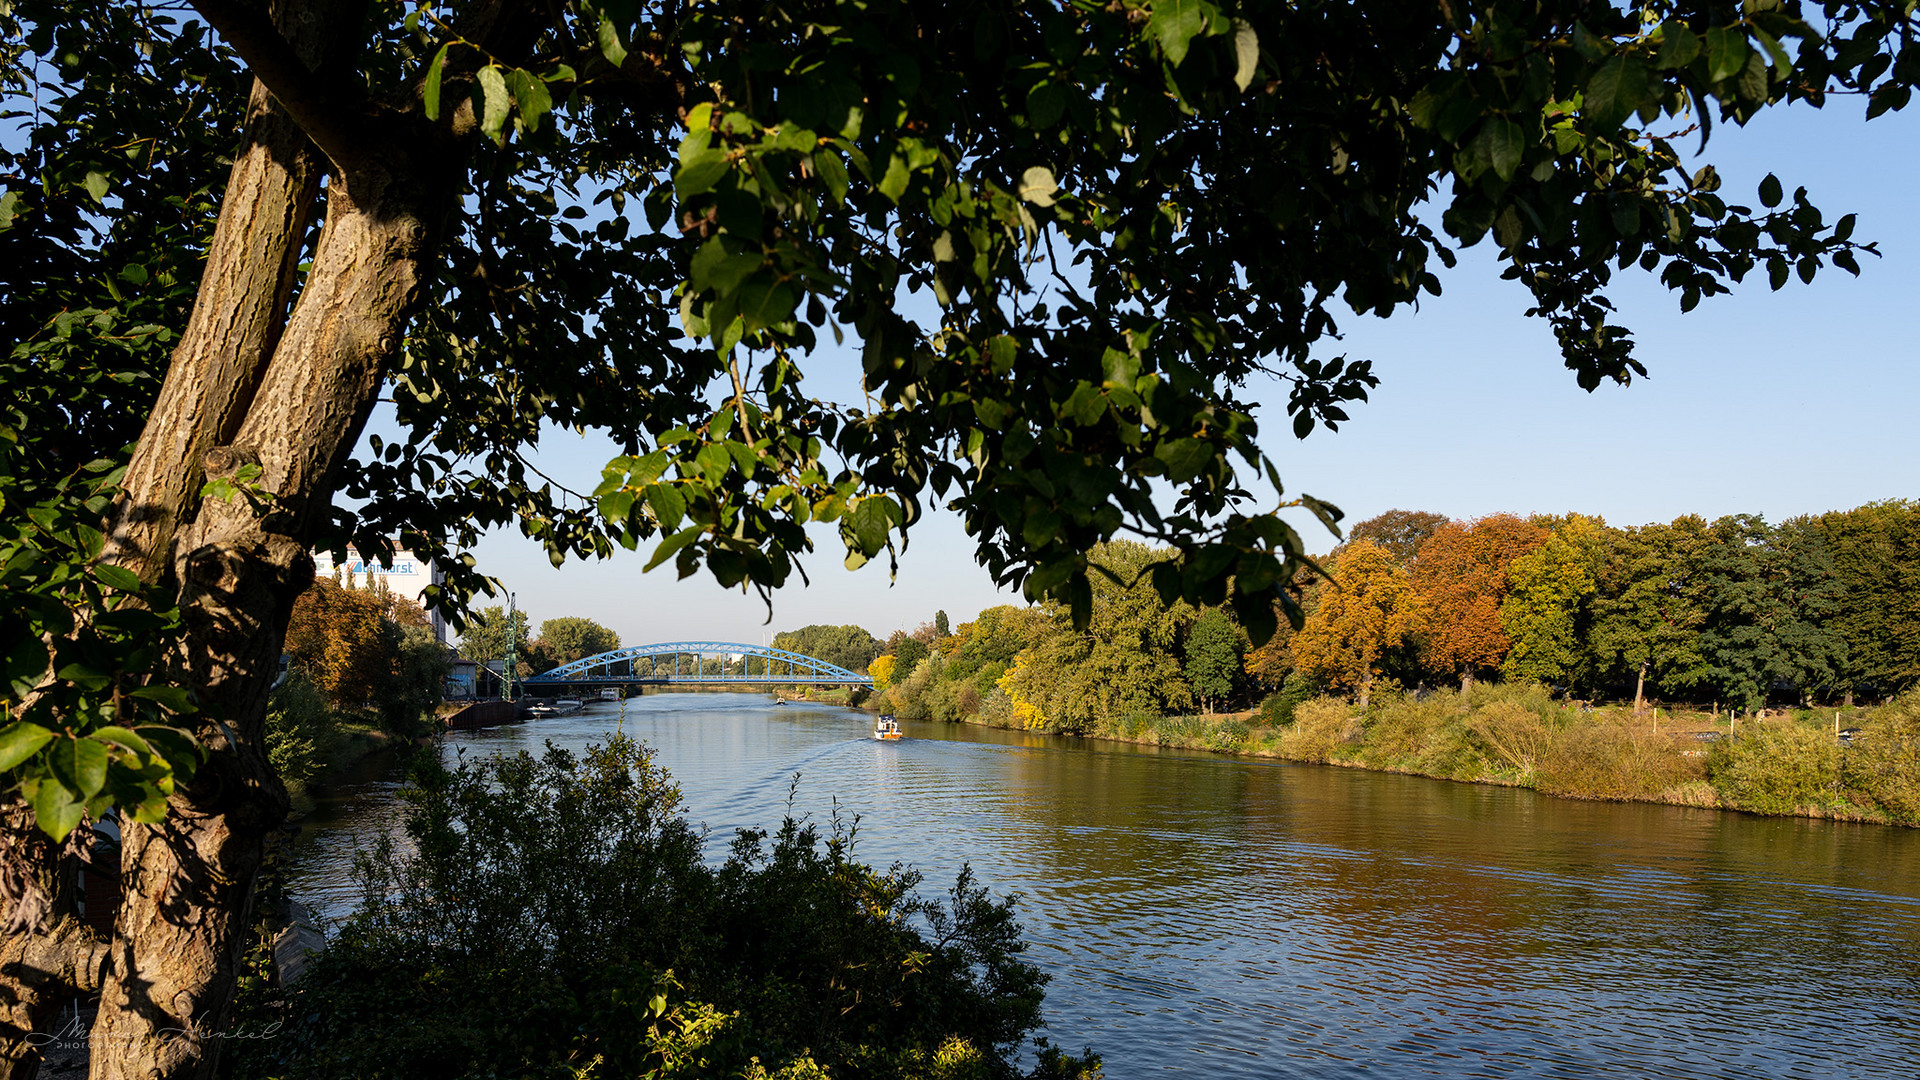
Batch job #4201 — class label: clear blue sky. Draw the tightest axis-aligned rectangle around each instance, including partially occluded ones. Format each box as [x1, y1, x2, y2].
[398, 101, 1918, 648]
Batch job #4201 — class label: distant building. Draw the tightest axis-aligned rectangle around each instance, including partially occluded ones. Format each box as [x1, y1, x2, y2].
[312, 546, 447, 644]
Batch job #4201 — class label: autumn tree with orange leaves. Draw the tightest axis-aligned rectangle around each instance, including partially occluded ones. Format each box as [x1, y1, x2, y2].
[1410, 515, 1550, 691]
[1291, 541, 1420, 709]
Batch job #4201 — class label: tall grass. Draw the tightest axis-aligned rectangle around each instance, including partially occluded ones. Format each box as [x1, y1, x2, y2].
[941, 681, 1920, 827]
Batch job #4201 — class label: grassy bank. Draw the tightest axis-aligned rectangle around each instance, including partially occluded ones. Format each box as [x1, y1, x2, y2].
[937, 684, 1920, 827]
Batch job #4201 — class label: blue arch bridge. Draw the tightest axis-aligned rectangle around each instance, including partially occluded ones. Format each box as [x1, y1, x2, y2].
[521, 641, 873, 688]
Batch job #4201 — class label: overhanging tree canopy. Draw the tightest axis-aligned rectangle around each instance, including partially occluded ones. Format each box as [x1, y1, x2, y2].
[3, 0, 1918, 1076]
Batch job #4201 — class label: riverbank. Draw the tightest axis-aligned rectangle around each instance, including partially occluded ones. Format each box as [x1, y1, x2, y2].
[906, 684, 1920, 828]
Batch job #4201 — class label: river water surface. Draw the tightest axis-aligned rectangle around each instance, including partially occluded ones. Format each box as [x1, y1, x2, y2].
[286, 694, 1920, 1078]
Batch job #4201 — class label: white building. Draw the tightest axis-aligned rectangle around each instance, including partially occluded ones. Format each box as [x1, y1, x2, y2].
[311, 546, 447, 644]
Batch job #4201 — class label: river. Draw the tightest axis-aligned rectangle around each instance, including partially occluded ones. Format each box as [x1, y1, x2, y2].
[285, 693, 1920, 1077]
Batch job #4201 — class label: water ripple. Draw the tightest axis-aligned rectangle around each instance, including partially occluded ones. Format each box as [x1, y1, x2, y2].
[284, 696, 1920, 1078]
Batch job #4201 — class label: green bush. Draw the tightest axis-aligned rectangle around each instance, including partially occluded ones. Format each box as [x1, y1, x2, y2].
[232, 736, 1097, 1080]
[1256, 671, 1319, 727]
[1844, 692, 1920, 824]
[1708, 722, 1842, 815]
[265, 673, 335, 787]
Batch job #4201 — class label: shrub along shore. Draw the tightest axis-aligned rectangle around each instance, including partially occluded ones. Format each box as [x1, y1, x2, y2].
[914, 683, 1920, 827]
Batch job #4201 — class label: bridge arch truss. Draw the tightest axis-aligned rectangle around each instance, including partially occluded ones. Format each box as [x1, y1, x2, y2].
[520, 641, 873, 687]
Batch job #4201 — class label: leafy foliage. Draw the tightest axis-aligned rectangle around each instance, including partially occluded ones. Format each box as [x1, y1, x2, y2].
[5, 0, 1920, 840]
[0, 451, 199, 841]
[996, 541, 1195, 732]
[1291, 541, 1420, 708]
[536, 615, 621, 665]
[1411, 515, 1550, 685]
[1500, 514, 1608, 685]
[231, 736, 1096, 1079]
[772, 624, 882, 676]
[1183, 608, 1246, 713]
[455, 604, 530, 664]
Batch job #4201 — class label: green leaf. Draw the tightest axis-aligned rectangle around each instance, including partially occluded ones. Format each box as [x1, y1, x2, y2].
[1154, 438, 1213, 483]
[130, 684, 196, 714]
[83, 171, 109, 203]
[1657, 24, 1701, 69]
[1231, 19, 1259, 91]
[878, 153, 911, 203]
[644, 526, 702, 572]
[1758, 173, 1783, 208]
[598, 9, 629, 67]
[90, 726, 153, 758]
[1027, 82, 1069, 129]
[27, 778, 83, 841]
[64, 738, 109, 799]
[137, 725, 200, 775]
[1585, 57, 1648, 128]
[0, 722, 55, 771]
[476, 65, 511, 145]
[812, 150, 849, 205]
[4, 638, 48, 697]
[1149, 0, 1212, 66]
[1482, 118, 1525, 181]
[675, 145, 730, 199]
[95, 563, 142, 592]
[505, 67, 553, 133]
[1017, 166, 1057, 207]
[423, 43, 451, 120]
[848, 496, 898, 556]
[1705, 27, 1750, 83]
[646, 484, 687, 530]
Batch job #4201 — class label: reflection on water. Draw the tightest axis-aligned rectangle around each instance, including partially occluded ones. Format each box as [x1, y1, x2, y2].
[286, 693, 1920, 1077]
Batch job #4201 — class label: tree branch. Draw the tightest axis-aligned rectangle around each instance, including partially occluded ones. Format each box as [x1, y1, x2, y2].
[188, 0, 372, 169]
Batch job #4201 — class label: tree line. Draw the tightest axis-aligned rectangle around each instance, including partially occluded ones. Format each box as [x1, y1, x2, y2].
[1279, 503, 1920, 714]
[851, 502, 1920, 733]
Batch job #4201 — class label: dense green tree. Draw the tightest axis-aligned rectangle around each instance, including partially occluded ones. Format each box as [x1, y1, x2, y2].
[1811, 501, 1920, 701]
[538, 616, 621, 665]
[235, 736, 1091, 1079]
[1500, 514, 1609, 688]
[458, 605, 531, 664]
[1000, 541, 1195, 731]
[1183, 608, 1247, 714]
[772, 623, 881, 675]
[886, 630, 932, 680]
[6, 0, 1919, 1070]
[1695, 515, 1846, 711]
[934, 610, 951, 639]
[1587, 517, 1713, 709]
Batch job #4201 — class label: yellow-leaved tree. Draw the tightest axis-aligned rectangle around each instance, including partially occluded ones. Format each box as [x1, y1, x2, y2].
[867, 654, 897, 692]
[1292, 541, 1420, 710]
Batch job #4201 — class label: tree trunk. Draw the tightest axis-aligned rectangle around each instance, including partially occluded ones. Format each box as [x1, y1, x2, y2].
[1, 49, 326, 1080]
[1358, 671, 1372, 711]
[88, 145, 452, 1078]
[1460, 670, 1473, 693]
[0, 807, 109, 1080]
[1633, 661, 1646, 714]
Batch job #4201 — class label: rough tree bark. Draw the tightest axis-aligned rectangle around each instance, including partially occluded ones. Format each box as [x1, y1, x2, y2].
[57, 2, 459, 1077]
[0, 808, 109, 1080]
[89, 135, 460, 1080]
[0, 24, 328, 1079]
[71, 0, 541, 1069]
